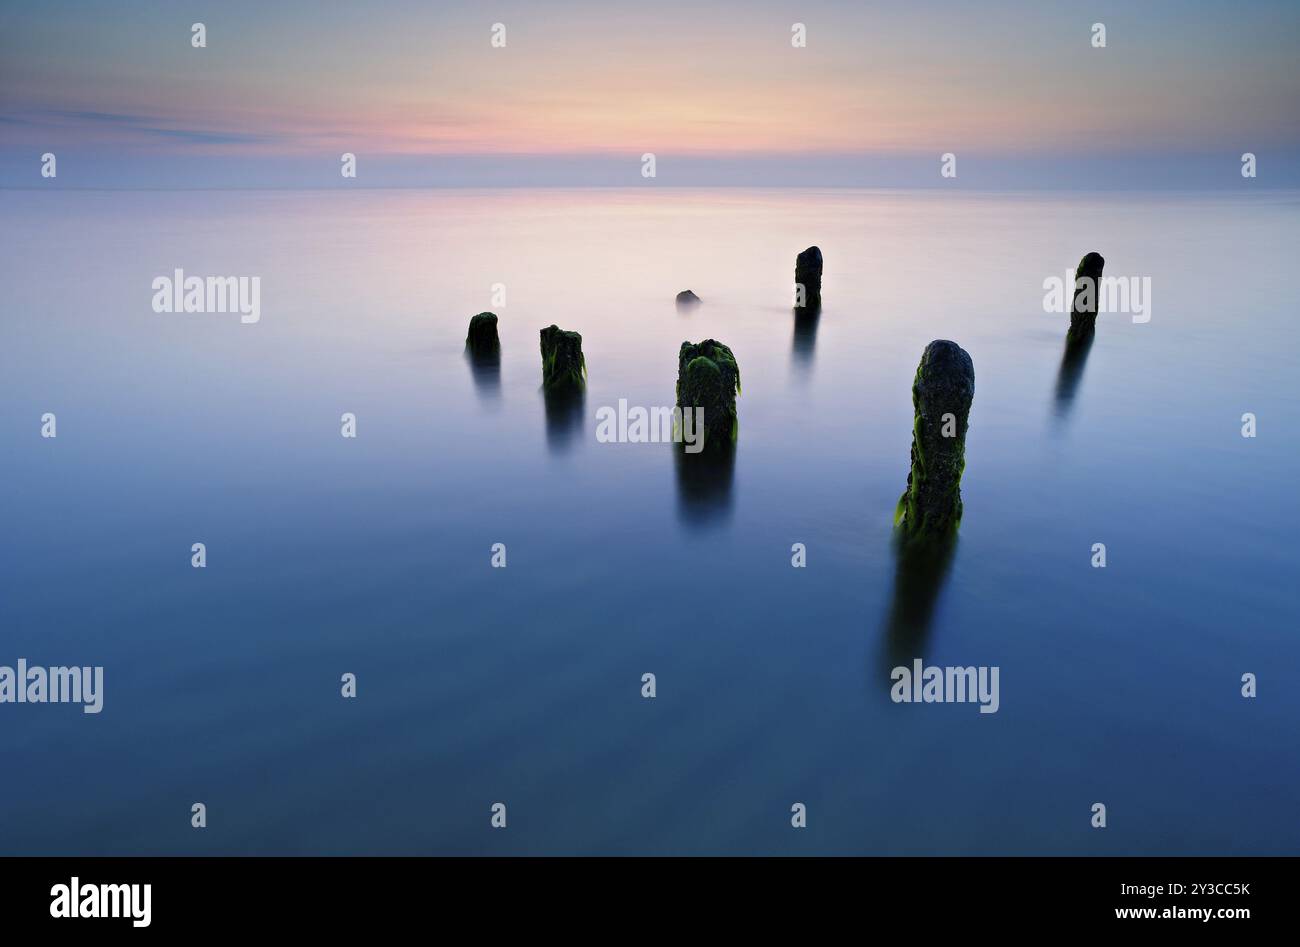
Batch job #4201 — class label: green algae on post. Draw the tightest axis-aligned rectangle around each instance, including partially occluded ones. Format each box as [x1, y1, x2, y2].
[539, 324, 586, 390]
[466, 312, 500, 354]
[1067, 251, 1105, 342]
[895, 340, 974, 540]
[676, 339, 740, 448]
[795, 246, 823, 310]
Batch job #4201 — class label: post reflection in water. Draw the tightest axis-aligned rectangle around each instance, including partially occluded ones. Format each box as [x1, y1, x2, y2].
[466, 348, 502, 403]
[543, 386, 586, 454]
[1052, 331, 1095, 421]
[791, 306, 821, 375]
[881, 533, 957, 670]
[673, 440, 736, 529]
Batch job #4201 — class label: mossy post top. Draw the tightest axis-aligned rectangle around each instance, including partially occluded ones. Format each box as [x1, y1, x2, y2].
[676, 339, 740, 401]
[676, 338, 741, 448]
[539, 324, 586, 390]
[896, 339, 975, 540]
[915, 339, 974, 410]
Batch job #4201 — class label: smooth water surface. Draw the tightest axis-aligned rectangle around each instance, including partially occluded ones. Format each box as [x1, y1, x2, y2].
[1, 187, 1296, 854]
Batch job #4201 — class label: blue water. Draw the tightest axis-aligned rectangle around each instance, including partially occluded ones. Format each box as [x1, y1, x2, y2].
[1, 187, 1297, 854]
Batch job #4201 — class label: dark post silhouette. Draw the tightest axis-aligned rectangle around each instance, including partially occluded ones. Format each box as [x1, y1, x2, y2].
[1067, 252, 1105, 342]
[539, 325, 586, 390]
[465, 312, 499, 354]
[676, 339, 740, 449]
[795, 246, 823, 310]
[896, 340, 974, 540]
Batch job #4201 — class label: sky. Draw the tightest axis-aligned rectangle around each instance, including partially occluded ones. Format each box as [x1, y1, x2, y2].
[2, 0, 1299, 187]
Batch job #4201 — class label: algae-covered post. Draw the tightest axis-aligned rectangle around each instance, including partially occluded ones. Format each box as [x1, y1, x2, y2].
[676, 339, 740, 449]
[539, 325, 586, 390]
[896, 340, 974, 540]
[795, 246, 823, 309]
[466, 312, 499, 353]
[1067, 252, 1105, 342]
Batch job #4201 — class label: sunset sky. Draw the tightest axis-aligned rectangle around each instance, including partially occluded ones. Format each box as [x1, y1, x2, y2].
[3, 0, 1298, 186]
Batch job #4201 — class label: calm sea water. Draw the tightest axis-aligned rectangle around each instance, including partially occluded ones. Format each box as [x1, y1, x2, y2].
[1, 187, 1296, 855]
